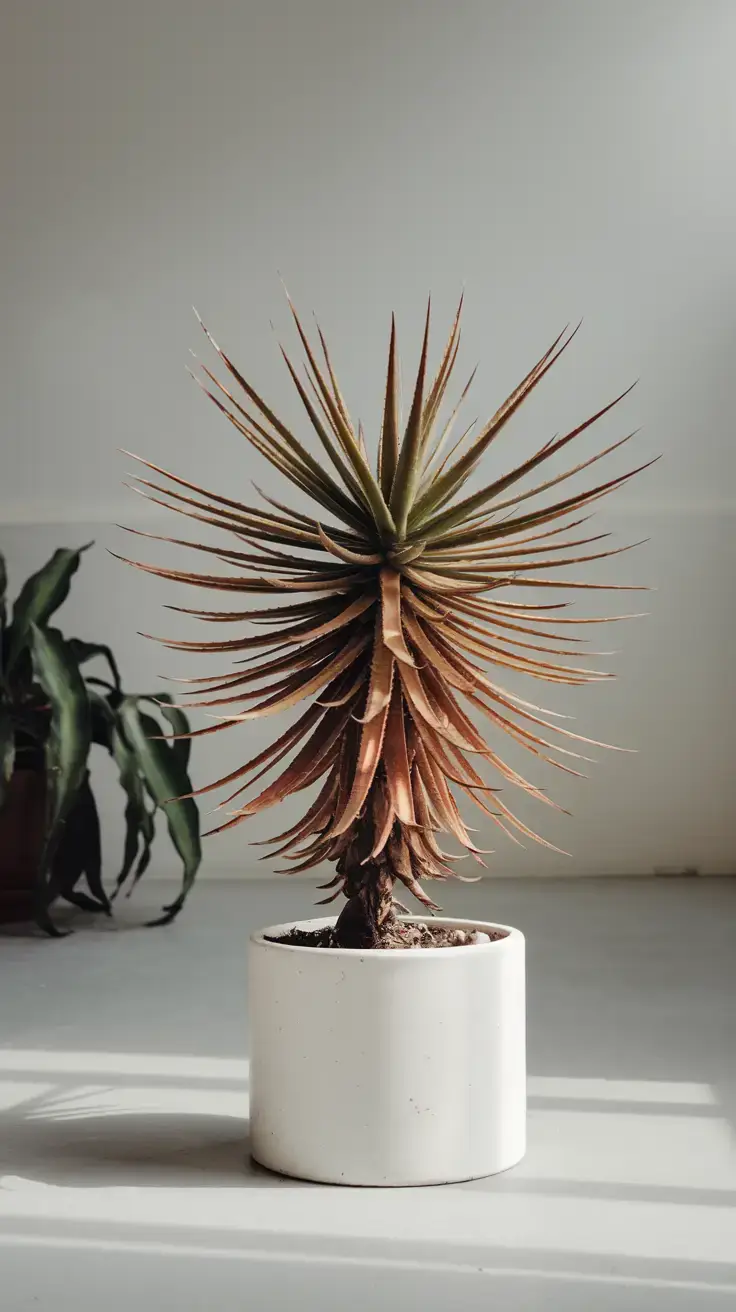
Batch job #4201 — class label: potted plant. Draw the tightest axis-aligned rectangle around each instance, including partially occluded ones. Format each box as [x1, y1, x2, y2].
[123, 298, 650, 1185]
[0, 544, 201, 933]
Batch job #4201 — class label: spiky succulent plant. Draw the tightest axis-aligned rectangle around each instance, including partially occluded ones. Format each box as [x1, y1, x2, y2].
[122, 298, 651, 946]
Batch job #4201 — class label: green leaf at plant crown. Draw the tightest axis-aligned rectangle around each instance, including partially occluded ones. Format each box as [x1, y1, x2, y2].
[6, 544, 93, 675]
[118, 698, 201, 922]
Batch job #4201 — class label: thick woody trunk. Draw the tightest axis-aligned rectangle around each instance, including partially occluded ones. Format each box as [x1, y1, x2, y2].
[333, 858, 395, 949]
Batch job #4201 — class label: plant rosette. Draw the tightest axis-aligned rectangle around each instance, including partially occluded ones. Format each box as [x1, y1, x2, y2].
[126, 293, 650, 1182]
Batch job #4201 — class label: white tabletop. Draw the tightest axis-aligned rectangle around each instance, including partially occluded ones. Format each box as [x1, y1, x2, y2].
[1, 877, 735, 1311]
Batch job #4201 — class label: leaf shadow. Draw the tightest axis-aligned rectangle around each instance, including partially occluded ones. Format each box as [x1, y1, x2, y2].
[0, 1108, 297, 1189]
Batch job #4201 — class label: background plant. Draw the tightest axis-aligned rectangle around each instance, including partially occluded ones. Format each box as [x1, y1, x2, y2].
[121, 298, 652, 947]
[0, 544, 201, 933]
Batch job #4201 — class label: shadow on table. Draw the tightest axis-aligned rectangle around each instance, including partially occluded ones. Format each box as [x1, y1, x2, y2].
[0, 1106, 276, 1187]
[1, 1088, 735, 1309]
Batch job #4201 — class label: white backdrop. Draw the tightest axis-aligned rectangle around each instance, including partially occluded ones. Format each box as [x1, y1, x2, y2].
[1, 0, 734, 878]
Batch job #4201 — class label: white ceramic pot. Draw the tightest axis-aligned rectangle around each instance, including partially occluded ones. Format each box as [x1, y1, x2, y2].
[248, 915, 525, 1186]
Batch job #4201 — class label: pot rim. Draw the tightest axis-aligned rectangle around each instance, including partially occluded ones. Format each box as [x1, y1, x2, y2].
[251, 914, 523, 958]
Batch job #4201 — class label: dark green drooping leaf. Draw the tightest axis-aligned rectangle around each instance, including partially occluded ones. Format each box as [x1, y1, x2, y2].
[118, 699, 201, 922]
[30, 624, 92, 931]
[110, 722, 156, 898]
[130, 806, 156, 892]
[141, 693, 192, 770]
[67, 639, 122, 694]
[0, 708, 14, 810]
[31, 625, 92, 831]
[54, 775, 110, 915]
[114, 696, 180, 896]
[111, 726, 141, 892]
[6, 544, 93, 675]
[74, 775, 109, 913]
[87, 689, 117, 749]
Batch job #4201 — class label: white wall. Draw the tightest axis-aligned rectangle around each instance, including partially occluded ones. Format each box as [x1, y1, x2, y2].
[1, 0, 734, 878]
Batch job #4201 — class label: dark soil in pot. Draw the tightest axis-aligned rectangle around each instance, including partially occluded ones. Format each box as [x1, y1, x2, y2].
[267, 921, 509, 949]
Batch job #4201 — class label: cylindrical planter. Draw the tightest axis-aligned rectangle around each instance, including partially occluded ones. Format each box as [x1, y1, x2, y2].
[248, 915, 525, 1187]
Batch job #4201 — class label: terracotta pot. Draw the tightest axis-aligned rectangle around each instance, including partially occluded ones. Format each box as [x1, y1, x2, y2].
[0, 770, 46, 924]
[249, 915, 526, 1186]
